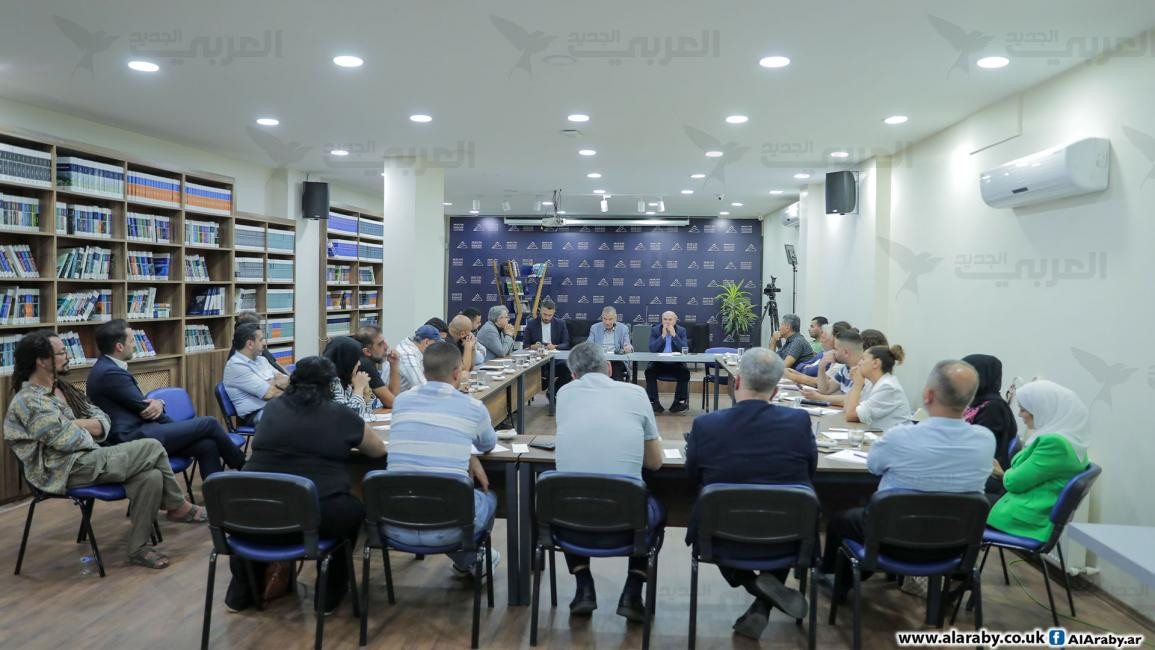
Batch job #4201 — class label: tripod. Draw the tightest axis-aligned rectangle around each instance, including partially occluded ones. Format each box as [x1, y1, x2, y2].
[764, 293, 780, 334]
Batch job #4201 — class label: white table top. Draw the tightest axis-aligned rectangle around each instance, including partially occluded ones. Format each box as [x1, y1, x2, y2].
[1066, 523, 1155, 588]
[549, 350, 722, 363]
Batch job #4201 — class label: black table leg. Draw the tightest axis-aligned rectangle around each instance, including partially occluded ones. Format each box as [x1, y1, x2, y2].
[713, 368, 721, 411]
[516, 374, 525, 434]
[548, 360, 557, 416]
[505, 461, 532, 606]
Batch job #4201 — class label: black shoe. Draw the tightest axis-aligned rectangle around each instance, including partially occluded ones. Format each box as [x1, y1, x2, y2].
[224, 578, 254, 613]
[749, 573, 808, 620]
[732, 600, 770, 640]
[569, 584, 597, 616]
[669, 401, 690, 413]
[616, 591, 647, 623]
[650, 402, 665, 413]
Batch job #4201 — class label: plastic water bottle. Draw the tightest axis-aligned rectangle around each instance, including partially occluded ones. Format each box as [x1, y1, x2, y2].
[78, 554, 94, 577]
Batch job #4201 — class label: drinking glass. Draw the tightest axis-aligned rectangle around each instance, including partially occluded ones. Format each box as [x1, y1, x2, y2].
[849, 430, 865, 449]
[680, 346, 689, 355]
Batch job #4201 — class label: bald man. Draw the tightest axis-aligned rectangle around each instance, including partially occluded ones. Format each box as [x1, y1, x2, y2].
[447, 314, 482, 372]
[645, 311, 691, 413]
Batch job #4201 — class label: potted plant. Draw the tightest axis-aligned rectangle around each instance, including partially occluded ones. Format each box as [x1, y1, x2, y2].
[715, 281, 757, 342]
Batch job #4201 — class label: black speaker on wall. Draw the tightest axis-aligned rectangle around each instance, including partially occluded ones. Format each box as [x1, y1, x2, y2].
[302, 181, 329, 220]
[825, 171, 857, 214]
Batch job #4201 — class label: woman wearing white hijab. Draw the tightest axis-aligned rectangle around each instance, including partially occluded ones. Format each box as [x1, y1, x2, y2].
[987, 380, 1092, 542]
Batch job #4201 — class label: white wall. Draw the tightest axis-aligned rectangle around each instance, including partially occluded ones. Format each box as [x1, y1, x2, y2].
[380, 166, 445, 345]
[761, 205, 800, 341]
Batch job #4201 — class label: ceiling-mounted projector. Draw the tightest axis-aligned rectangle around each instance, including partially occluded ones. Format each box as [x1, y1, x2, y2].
[541, 216, 565, 228]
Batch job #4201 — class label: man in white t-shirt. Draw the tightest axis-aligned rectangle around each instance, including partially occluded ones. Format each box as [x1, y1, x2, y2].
[803, 329, 868, 407]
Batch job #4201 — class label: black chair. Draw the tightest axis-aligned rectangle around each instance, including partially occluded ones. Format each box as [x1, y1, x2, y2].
[828, 491, 990, 650]
[530, 472, 664, 650]
[146, 387, 203, 502]
[690, 484, 821, 649]
[699, 347, 737, 411]
[213, 382, 256, 453]
[359, 471, 494, 649]
[976, 463, 1102, 627]
[984, 435, 1024, 579]
[200, 472, 359, 650]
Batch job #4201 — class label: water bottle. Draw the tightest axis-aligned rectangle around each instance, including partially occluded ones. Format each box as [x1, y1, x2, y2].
[78, 554, 94, 577]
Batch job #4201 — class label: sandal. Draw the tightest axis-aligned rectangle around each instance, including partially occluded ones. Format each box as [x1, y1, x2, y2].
[129, 547, 170, 569]
[167, 504, 208, 524]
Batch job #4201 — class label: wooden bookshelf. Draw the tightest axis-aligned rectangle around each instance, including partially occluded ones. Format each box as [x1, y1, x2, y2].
[317, 205, 383, 349]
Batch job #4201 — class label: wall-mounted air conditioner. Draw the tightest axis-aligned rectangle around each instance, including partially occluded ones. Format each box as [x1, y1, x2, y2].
[979, 137, 1109, 209]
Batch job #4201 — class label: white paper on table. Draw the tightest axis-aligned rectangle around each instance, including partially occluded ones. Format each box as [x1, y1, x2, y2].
[821, 430, 849, 441]
[512, 443, 530, 454]
[478, 364, 505, 371]
[827, 449, 869, 465]
[663, 448, 683, 460]
[802, 407, 841, 416]
[496, 428, 518, 439]
[657, 352, 679, 356]
[471, 443, 510, 455]
[367, 413, 392, 422]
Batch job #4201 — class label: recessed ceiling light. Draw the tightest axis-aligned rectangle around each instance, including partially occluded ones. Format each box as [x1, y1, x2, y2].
[648, 202, 659, 207]
[690, 173, 706, 179]
[255, 117, 279, 126]
[793, 172, 810, 180]
[731, 202, 743, 207]
[541, 201, 553, 206]
[578, 149, 597, 156]
[830, 151, 850, 158]
[469, 210, 479, 214]
[409, 114, 432, 123]
[557, 210, 567, 215]
[719, 211, 730, 216]
[333, 55, 364, 68]
[758, 55, 791, 69]
[442, 202, 453, 206]
[586, 172, 602, 179]
[725, 115, 749, 124]
[976, 56, 1010, 69]
[592, 189, 606, 194]
[330, 149, 350, 156]
[883, 115, 909, 125]
[680, 189, 694, 195]
[127, 60, 159, 72]
[645, 211, 656, 216]
[769, 190, 784, 195]
[567, 114, 590, 123]
[704, 151, 723, 158]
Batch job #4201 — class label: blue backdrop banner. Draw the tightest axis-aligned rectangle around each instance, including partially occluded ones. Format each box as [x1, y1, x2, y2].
[446, 217, 764, 347]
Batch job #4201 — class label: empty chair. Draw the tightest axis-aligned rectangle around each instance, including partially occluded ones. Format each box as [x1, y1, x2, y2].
[700, 347, 737, 411]
[214, 382, 255, 452]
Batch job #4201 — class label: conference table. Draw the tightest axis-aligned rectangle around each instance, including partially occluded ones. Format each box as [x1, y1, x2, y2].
[546, 350, 733, 415]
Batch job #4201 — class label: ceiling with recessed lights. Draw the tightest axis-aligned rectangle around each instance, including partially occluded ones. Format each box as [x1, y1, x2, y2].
[1, 0, 1153, 217]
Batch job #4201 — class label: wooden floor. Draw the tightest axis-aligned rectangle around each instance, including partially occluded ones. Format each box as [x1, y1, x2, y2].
[2, 392, 1151, 649]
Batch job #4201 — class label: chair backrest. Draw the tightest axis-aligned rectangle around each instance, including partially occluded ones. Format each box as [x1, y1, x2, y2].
[535, 471, 650, 556]
[1042, 463, 1102, 552]
[202, 472, 323, 557]
[703, 347, 737, 372]
[861, 490, 991, 573]
[214, 381, 240, 423]
[362, 471, 478, 550]
[695, 483, 820, 566]
[146, 386, 196, 421]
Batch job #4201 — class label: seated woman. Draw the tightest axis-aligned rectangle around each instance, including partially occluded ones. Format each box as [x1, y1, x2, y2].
[844, 344, 913, 431]
[224, 356, 386, 613]
[323, 336, 374, 418]
[784, 323, 834, 387]
[987, 380, 1091, 543]
[962, 354, 1019, 496]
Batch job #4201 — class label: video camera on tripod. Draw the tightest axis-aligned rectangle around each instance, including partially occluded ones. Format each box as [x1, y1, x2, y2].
[763, 276, 781, 332]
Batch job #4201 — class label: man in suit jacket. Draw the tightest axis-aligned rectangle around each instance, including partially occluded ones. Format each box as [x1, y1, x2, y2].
[684, 348, 816, 640]
[587, 306, 633, 381]
[86, 319, 245, 479]
[523, 299, 572, 392]
[645, 311, 692, 413]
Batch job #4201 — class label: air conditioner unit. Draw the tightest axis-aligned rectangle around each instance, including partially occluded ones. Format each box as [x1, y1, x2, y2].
[979, 137, 1110, 209]
[780, 202, 800, 228]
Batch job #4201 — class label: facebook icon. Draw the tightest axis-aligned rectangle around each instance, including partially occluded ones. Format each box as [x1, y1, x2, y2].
[1047, 627, 1067, 646]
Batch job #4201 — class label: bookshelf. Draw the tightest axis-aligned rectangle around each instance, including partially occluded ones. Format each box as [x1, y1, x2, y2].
[318, 205, 383, 348]
[0, 129, 296, 504]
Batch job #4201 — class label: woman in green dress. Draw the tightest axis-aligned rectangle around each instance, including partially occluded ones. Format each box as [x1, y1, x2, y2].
[987, 380, 1092, 542]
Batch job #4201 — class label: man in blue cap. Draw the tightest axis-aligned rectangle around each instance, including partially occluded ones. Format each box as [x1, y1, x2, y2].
[394, 324, 442, 392]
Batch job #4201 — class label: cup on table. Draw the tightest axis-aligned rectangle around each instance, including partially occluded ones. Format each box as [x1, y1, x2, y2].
[737, 347, 746, 357]
[602, 343, 614, 355]
[681, 346, 689, 355]
[849, 429, 865, 449]
[470, 370, 479, 385]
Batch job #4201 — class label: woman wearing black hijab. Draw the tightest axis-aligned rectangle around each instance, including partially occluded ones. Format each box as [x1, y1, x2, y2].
[962, 354, 1019, 494]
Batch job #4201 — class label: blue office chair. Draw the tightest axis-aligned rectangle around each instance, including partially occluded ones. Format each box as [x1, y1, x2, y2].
[689, 484, 821, 649]
[359, 471, 495, 648]
[530, 472, 665, 650]
[145, 387, 202, 502]
[700, 347, 737, 411]
[213, 382, 255, 453]
[974, 463, 1101, 627]
[283, 363, 296, 374]
[200, 472, 359, 650]
[829, 491, 990, 650]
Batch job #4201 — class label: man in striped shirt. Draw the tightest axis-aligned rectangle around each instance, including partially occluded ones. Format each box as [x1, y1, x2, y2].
[393, 324, 441, 393]
[385, 341, 500, 575]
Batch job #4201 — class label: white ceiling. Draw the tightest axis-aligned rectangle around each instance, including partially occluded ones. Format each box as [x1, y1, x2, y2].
[2, 0, 1154, 217]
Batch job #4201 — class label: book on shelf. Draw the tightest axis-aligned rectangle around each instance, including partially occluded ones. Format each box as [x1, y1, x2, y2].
[0, 244, 40, 278]
[267, 345, 294, 367]
[326, 289, 353, 310]
[126, 212, 172, 243]
[56, 245, 112, 280]
[126, 287, 158, 320]
[358, 290, 379, 308]
[266, 288, 293, 312]
[55, 289, 111, 323]
[0, 287, 40, 325]
[326, 212, 359, 236]
[327, 264, 352, 283]
[188, 287, 225, 316]
[126, 171, 180, 206]
[1, 333, 26, 373]
[327, 238, 358, 259]
[126, 250, 171, 281]
[267, 258, 293, 282]
[267, 228, 295, 253]
[184, 182, 232, 214]
[358, 312, 379, 328]
[57, 330, 94, 366]
[56, 203, 113, 238]
[0, 142, 52, 187]
[184, 218, 221, 247]
[132, 328, 157, 357]
[183, 324, 215, 351]
[358, 241, 383, 262]
[265, 316, 294, 341]
[56, 156, 124, 198]
[234, 256, 264, 281]
[358, 217, 384, 239]
[358, 266, 375, 285]
[184, 254, 210, 281]
[0, 192, 41, 231]
[326, 313, 351, 336]
[234, 224, 265, 250]
[234, 288, 257, 313]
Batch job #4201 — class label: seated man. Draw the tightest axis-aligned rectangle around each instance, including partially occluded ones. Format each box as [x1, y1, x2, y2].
[447, 314, 482, 373]
[819, 360, 995, 597]
[784, 323, 834, 388]
[803, 328, 867, 407]
[555, 341, 664, 622]
[523, 299, 571, 392]
[460, 307, 488, 360]
[477, 305, 516, 362]
[587, 306, 633, 381]
[394, 324, 442, 392]
[645, 311, 691, 413]
[685, 348, 815, 638]
[768, 314, 815, 369]
[87, 320, 245, 478]
[222, 323, 288, 425]
[807, 316, 828, 355]
[4, 331, 203, 569]
[425, 317, 450, 340]
[385, 342, 500, 575]
[233, 311, 287, 373]
[354, 325, 402, 408]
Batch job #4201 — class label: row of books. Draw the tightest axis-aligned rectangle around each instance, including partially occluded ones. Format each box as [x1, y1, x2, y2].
[358, 241, 383, 262]
[184, 219, 221, 247]
[359, 290, 379, 308]
[57, 330, 92, 366]
[267, 288, 293, 312]
[0, 192, 40, 231]
[0, 333, 23, 373]
[0, 287, 40, 324]
[267, 345, 294, 367]
[327, 264, 352, 283]
[126, 171, 180, 207]
[56, 289, 111, 323]
[359, 312, 379, 328]
[267, 259, 293, 282]
[327, 290, 353, 310]
[188, 287, 225, 315]
[267, 228, 295, 253]
[126, 288, 162, 320]
[185, 254, 210, 281]
[235, 224, 265, 250]
[57, 156, 124, 199]
[359, 266, 376, 284]
[326, 313, 351, 337]
[56, 203, 113, 238]
[131, 328, 158, 357]
[266, 317, 294, 341]
[235, 257, 264, 281]
[56, 246, 112, 280]
[235, 288, 257, 313]
[127, 212, 172, 243]
[0, 142, 52, 187]
[184, 324, 216, 351]
[184, 182, 232, 214]
[126, 250, 172, 281]
[359, 218, 384, 239]
[328, 238, 358, 259]
[0, 244, 40, 278]
[326, 214, 384, 240]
